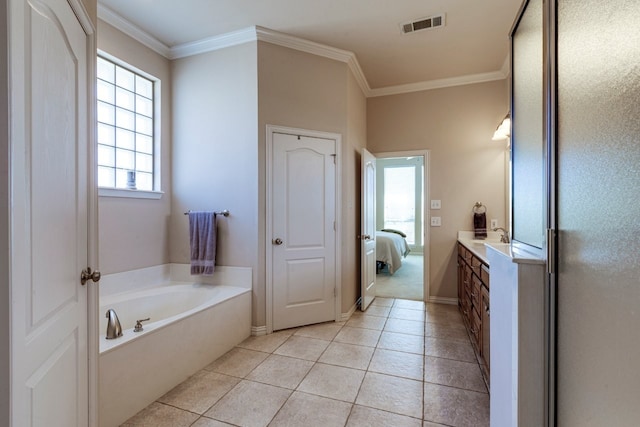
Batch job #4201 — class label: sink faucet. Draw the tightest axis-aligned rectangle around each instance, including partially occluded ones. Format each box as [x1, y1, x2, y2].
[492, 227, 510, 243]
[105, 309, 123, 339]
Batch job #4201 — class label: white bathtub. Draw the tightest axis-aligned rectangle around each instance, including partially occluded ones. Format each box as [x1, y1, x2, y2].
[98, 265, 252, 427]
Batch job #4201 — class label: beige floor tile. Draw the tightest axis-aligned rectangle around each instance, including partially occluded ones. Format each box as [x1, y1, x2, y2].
[204, 380, 291, 427]
[121, 402, 199, 427]
[334, 326, 382, 347]
[384, 318, 425, 336]
[424, 310, 464, 326]
[424, 337, 476, 363]
[424, 323, 469, 342]
[424, 356, 487, 393]
[273, 335, 330, 361]
[425, 303, 459, 314]
[369, 348, 424, 380]
[345, 314, 388, 330]
[423, 382, 489, 427]
[157, 370, 239, 414]
[356, 372, 423, 418]
[237, 331, 292, 353]
[362, 305, 392, 317]
[423, 422, 449, 427]
[377, 331, 425, 355]
[390, 307, 426, 322]
[246, 354, 313, 389]
[294, 322, 343, 341]
[297, 362, 365, 402]
[318, 342, 375, 370]
[371, 297, 395, 307]
[270, 391, 353, 427]
[205, 347, 269, 378]
[393, 299, 425, 311]
[346, 405, 422, 427]
[192, 417, 235, 427]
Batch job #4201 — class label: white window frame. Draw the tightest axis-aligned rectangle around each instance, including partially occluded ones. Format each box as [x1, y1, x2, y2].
[97, 50, 163, 199]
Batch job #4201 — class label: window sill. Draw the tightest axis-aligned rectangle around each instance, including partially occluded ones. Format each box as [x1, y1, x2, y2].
[98, 187, 164, 200]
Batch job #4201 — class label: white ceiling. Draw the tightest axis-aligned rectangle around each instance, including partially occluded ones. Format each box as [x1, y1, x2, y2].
[98, 0, 522, 92]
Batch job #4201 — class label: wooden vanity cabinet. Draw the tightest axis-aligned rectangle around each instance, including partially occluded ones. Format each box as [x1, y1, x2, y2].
[457, 242, 490, 388]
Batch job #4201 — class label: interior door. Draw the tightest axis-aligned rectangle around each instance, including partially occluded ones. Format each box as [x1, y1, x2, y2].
[9, 0, 90, 425]
[271, 132, 337, 331]
[360, 149, 376, 310]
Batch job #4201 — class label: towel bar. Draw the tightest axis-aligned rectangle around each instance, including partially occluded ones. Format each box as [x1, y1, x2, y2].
[184, 209, 230, 217]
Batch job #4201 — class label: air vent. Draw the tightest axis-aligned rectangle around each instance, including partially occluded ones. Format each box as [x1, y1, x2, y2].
[401, 14, 446, 34]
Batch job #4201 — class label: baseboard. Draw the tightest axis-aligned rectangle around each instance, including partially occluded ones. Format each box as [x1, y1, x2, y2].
[251, 325, 267, 336]
[341, 297, 360, 321]
[427, 296, 458, 305]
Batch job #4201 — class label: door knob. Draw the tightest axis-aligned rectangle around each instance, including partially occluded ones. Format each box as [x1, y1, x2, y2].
[360, 234, 371, 240]
[272, 238, 283, 245]
[80, 267, 101, 285]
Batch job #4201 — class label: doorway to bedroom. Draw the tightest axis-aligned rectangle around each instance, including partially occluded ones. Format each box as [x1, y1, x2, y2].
[374, 153, 427, 301]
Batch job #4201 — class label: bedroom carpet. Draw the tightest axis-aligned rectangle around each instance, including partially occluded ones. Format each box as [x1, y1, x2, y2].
[376, 254, 423, 300]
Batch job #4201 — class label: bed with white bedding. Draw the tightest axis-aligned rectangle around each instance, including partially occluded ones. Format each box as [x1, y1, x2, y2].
[375, 230, 410, 274]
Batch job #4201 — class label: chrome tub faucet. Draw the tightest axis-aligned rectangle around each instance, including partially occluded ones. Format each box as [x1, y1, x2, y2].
[105, 309, 123, 339]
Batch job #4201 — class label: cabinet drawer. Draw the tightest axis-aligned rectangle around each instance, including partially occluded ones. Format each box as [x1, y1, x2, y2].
[470, 309, 481, 352]
[458, 243, 466, 258]
[471, 275, 482, 314]
[471, 256, 482, 276]
[481, 265, 490, 288]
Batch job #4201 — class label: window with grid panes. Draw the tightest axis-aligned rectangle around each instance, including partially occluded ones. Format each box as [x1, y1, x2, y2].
[97, 56, 156, 191]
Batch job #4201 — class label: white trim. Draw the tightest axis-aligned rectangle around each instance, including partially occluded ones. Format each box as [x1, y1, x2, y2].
[374, 150, 430, 302]
[251, 326, 268, 337]
[369, 70, 508, 98]
[98, 188, 164, 199]
[170, 26, 257, 59]
[265, 125, 343, 333]
[97, 4, 172, 58]
[341, 298, 360, 322]
[428, 296, 458, 305]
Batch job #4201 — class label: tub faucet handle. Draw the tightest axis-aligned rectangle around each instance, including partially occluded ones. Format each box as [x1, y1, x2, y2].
[134, 318, 150, 332]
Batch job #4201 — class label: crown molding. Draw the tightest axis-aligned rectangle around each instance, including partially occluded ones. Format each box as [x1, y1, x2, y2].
[97, 4, 171, 58]
[368, 69, 508, 98]
[96, 9, 507, 98]
[170, 27, 257, 59]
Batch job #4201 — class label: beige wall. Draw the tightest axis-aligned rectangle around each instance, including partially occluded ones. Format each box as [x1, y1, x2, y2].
[255, 42, 366, 325]
[170, 42, 260, 321]
[367, 80, 509, 299]
[97, 20, 173, 274]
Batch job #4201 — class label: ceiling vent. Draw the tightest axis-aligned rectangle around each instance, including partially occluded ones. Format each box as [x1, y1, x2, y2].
[401, 14, 446, 34]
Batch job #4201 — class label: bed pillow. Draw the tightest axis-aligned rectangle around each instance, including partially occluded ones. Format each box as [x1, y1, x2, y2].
[380, 228, 407, 238]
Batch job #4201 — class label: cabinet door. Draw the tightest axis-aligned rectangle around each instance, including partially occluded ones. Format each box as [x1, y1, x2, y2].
[481, 285, 490, 382]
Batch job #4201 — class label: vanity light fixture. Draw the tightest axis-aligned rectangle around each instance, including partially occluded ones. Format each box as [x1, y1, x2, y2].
[492, 114, 511, 140]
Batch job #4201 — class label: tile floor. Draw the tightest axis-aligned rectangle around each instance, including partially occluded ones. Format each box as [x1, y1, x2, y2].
[121, 299, 489, 427]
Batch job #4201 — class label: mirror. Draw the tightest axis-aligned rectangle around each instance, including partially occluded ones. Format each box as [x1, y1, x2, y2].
[511, 0, 544, 248]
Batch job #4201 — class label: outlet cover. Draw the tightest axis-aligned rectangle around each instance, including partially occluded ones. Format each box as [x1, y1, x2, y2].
[431, 216, 441, 226]
[490, 219, 498, 229]
[430, 199, 441, 209]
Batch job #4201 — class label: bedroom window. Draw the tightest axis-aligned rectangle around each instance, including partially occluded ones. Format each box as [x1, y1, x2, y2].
[383, 166, 416, 244]
[97, 55, 157, 192]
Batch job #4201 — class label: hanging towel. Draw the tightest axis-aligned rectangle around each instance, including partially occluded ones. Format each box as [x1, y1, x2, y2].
[189, 211, 217, 275]
[474, 212, 487, 239]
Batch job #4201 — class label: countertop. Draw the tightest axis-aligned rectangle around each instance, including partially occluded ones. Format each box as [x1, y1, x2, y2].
[457, 231, 546, 266]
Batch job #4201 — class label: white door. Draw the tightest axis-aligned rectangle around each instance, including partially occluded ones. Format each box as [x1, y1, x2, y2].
[360, 149, 377, 310]
[271, 131, 337, 331]
[9, 0, 91, 425]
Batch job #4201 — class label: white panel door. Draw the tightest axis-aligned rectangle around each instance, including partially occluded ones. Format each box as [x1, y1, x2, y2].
[360, 149, 377, 311]
[272, 132, 336, 330]
[9, 0, 90, 425]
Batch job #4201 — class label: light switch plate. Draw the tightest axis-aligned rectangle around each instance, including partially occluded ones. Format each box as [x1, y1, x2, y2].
[430, 199, 441, 209]
[431, 216, 441, 226]
[490, 219, 498, 229]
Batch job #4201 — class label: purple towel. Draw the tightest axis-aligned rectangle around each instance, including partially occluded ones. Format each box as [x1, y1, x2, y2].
[189, 211, 217, 275]
[474, 212, 487, 239]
